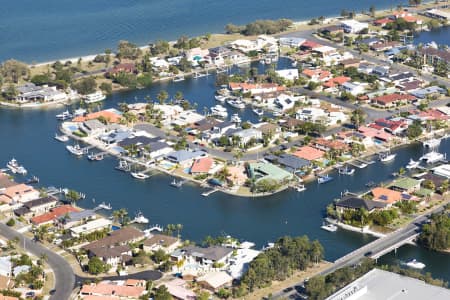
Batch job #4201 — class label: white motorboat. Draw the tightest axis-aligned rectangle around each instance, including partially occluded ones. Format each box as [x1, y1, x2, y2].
[54, 134, 69, 142]
[406, 159, 420, 169]
[252, 108, 264, 116]
[173, 75, 185, 82]
[226, 98, 245, 109]
[133, 211, 149, 224]
[379, 152, 396, 163]
[97, 202, 112, 210]
[339, 166, 355, 175]
[422, 138, 440, 148]
[211, 105, 228, 118]
[296, 184, 306, 192]
[6, 158, 27, 175]
[87, 153, 104, 161]
[115, 160, 131, 172]
[73, 108, 87, 117]
[56, 110, 73, 120]
[420, 151, 445, 164]
[321, 223, 338, 232]
[318, 175, 333, 184]
[214, 95, 227, 102]
[66, 145, 84, 156]
[230, 113, 242, 123]
[84, 91, 106, 104]
[170, 178, 183, 188]
[131, 172, 150, 180]
[406, 259, 425, 269]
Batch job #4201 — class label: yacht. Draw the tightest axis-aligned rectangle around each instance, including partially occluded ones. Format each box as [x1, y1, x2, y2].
[379, 152, 396, 163]
[54, 134, 69, 142]
[170, 178, 183, 188]
[406, 259, 426, 269]
[73, 108, 87, 117]
[214, 95, 227, 102]
[226, 98, 245, 109]
[252, 108, 264, 116]
[321, 223, 338, 232]
[173, 74, 185, 82]
[211, 105, 228, 118]
[406, 159, 420, 169]
[56, 110, 73, 120]
[318, 175, 333, 184]
[131, 172, 150, 180]
[97, 202, 112, 210]
[6, 158, 27, 175]
[230, 113, 242, 124]
[339, 166, 355, 175]
[133, 212, 149, 224]
[422, 138, 440, 148]
[66, 145, 84, 156]
[84, 91, 106, 104]
[296, 184, 306, 192]
[420, 151, 445, 164]
[115, 160, 131, 172]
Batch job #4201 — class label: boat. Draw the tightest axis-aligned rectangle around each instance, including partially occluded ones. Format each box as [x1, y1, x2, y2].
[54, 133, 69, 142]
[6, 158, 27, 175]
[296, 184, 306, 192]
[84, 91, 106, 104]
[26, 175, 39, 184]
[216, 88, 230, 97]
[226, 98, 245, 109]
[173, 75, 185, 82]
[379, 152, 396, 163]
[170, 178, 183, 188]
[131, 172, 150, 180]
[56, 110, 73, 120]
[210, 105, 228, 118]
[97, 202, 112, 210]
[339, 166, 355, 175]
[291, 60, 298, 67]
[252, 108, 264, 116]
[318, 175, 333, 184]
[214, 95, 227, 102]
[73, 108, 87, 117]
[133, 211, 149, 224]
[321, 223, 338, 232]
[406, 159, 420, 169]
[406, 259, 425, 269]
[115, 160, 131, 172]
[423, 138, 440, 148]
[420, 151, 445, 164]
[66, 145, 84, 156]
[230, 113, 242, 123]
[87, 153, 104, 161]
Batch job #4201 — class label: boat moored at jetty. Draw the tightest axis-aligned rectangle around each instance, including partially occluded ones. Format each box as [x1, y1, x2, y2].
[296, 184, 306, 192]
[133, 211, 149, 224]
[379, 152, 396, 163]
[339, 166, 355, 175]
[87, 153, 104, 161]
[226, 98, 245, 109]
[115, 160, 131, 172]
[210, 105, 228, 118]
[73, 108, 87, 117]
[56, 110, 72, 120]
[131, 172, 150, 180]
[6, 158, 27, 175]
[406, 259, 425, 269]
[406, 159, 420, 169]
[420, 151, 445, 164]
[318, 175, 333, 184]
[321, 223, 338, 232]
[422, 138, 441, 148]
[54, 133, 69, 142]
[252, 108, 264, 116]
[230, 113, 242, 124]
[66, 145, 84, 156]
[83, 91, 106, 104]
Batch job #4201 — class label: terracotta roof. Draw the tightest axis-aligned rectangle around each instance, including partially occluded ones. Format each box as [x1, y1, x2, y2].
[372, 93, 416, 105]
[371, 187, 402, 204]
[125, 279, 146, 287]
[323, 76, 351, 88]
[1, 184, 37, 199]
[358, 126, 393, 141]
[73, 110, 122, 123]
[302, 69, 331, 80]
[81, 283, 145, 298]
[31, 205, 80, 225]
[302, 40, 322, 49]
[82, 296, 119, 300]
[190, 157, 214, 173]
[293, 146, 325, 161]
[0, 173, 16, 189]
[373, 18, 394, 25]
[313, 138, 349, 151]
[143, 234, 179, 248]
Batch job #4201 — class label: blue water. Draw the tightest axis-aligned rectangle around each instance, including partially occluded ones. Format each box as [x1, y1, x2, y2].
[0, 0, 411, 62]
[415, 26, 450, 45]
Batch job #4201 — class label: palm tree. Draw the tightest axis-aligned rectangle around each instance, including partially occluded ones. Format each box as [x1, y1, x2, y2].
[118, 102, 129, 113]
[157, 90, 169, 104]
[176, 224, 183, 238]
[174, 91, 183, 101]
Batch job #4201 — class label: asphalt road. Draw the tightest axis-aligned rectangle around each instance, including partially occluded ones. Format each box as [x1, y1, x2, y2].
[0, 223, 75, 300]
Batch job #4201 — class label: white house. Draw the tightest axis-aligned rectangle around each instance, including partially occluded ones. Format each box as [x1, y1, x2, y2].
[296, 107, 327, 122]
[276, 69, 299, 81]
[232, 129, 262, 147]
[15, 83, 68, 103]
[341, 81, 367, 96]
[341, 20, 368, 33]
[274, 94, 305, 111]
[150, 57, 170, 71]
[279, 37, 306, 48]
[230, 39, 259, 53]
[328, 111, 347, 125]
[70, 218, 112, 237]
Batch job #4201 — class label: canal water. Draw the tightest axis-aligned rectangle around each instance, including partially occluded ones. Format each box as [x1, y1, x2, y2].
[1, 57, 449, 281]
[0, 0, 411, 62]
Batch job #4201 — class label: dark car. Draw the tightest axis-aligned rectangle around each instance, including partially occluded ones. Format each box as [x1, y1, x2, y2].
[364, 251, 373, 257]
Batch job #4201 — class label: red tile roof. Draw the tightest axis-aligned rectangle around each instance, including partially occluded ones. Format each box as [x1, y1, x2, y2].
[31, 205, 80, 225]
[323, 76, 351, 88]
[81, 283, 145, 298]
[371, 187, 402, 204]
[313, 138, 349, 151]
[73, 110, 122, 123]
[302, 40, 322, 49]
[190, 157, 214, 174]
[373, 18, 394, 26]
[372, 93, 416, 105]
[302, 69, 331, 80]
[293, 146, 325, 161]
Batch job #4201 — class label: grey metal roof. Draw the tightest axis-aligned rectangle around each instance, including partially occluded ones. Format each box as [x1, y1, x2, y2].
[24, 196, 57, 209]
[183, 245, 233, 261]
[336, 196, 386, 211]
[64, 209, 96, 222]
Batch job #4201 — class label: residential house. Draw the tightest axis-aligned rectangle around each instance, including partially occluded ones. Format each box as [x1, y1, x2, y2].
[228, 82, 284, 95]
[432, 164, 450, 179]
[389, 177, 422, 193]
[79, 119, 106, 136]
[106, 63, 136, 78]
[341, 81, 367, 96]
[340, 58, 361, 69]
[279, 118, 303, 131]
[293, 146, 325, 161]
[158, 279, 196, 300]
[358, 126, 394, 143]
[231, 129, 262, 147]
[80, 281, 145, 299]
[88, 245, 132, 268]
[312, 138, 349, 154]
[0, 257, 12, 277]
[370, 118, 408, 135]
[150, 57, 170, 72]
[70, 218, 112, 237]
[84, 227, 145, 252]
[72, 109, 122, 124]
[13, 196, 58, 218]
[190, 157, 214, 175]
[166, 150, 208, 167]
[197, 272, 233, 292]
[274, 94, 304, 111]
[0, 184, 39, 205]
[264, 154, 311, 173]
[302, 69, 332, 82]
[296, 107, 327, 123]
[341, 20, 368, 33]
[323, 76, 351, 89]
[371, 187, 402, 206]
[373, 17, 394, 27]
[371, 93, 416, 108]
[30, 205, 80, 226]
[247, 162, 293, 183]
[58, 209, 97, 229]
[279, 37, 306, 48]
[370, 41, 402, 52]
[319, 25, 343, 35]
[276, 69, 299, 81]
[409, 86, 446, 99]
[335, 196, 387, 214]
[255, 123, 281, 141]
[143, 234, 180, 253]
[15, 83, 68, 103]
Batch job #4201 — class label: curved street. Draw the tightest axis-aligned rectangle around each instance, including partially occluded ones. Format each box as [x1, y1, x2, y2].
[0, 223, 75, 300]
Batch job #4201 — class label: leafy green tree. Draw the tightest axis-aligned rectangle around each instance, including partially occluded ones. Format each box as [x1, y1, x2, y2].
[99, 82, 113, 95]
[418, 212, 450, 251]
[350, 109, 365, 128]
[154, 285, 173, 300]
[117, 40, 141, 59]
[87, 256, 107, 275]
[0, 59, 29, 83]
[157, 90, 169, 104]
[6, 218, 15, 227]
[407, 120, 423, 140]
[72, 77, 97, 95]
